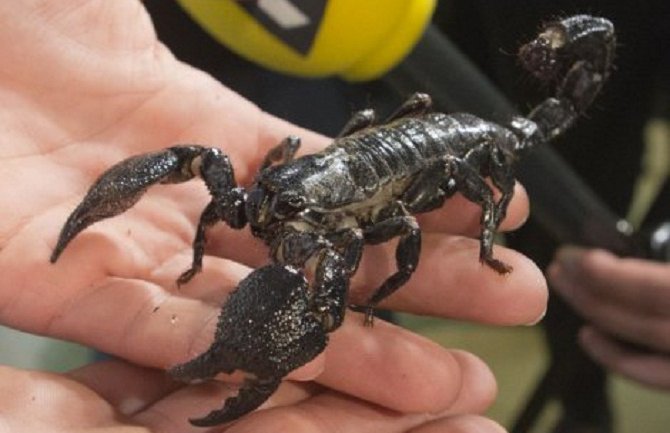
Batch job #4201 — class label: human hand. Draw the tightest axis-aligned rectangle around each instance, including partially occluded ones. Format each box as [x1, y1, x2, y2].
[1, 359, 513, 433]
[548, 246, 670, 389]
[0, 0, 546, 430]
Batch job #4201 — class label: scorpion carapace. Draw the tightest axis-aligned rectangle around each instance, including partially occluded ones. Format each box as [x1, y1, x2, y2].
[51, 15, 615, 426]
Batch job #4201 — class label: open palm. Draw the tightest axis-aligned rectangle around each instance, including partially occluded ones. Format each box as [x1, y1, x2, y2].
[0, 1, 547, 431]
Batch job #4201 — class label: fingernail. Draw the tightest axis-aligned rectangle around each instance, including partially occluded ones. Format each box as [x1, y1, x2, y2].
[119, 397, 147, 415]
[525, 306, 547, 326]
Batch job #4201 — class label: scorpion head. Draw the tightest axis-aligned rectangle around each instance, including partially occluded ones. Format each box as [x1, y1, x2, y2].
[245, 182, 307, 230]
[245, 158, 325, 231]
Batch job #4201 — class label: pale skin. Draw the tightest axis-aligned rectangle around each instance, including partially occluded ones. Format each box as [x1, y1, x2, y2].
[549, 246, 670, 390]
[0, 1, 548, 432]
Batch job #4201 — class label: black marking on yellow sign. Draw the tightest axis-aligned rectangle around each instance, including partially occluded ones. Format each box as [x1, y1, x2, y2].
[238, 0, 328, 56]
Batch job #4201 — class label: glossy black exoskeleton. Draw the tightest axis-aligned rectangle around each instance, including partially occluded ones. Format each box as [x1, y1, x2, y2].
[51, 15, 615, 426]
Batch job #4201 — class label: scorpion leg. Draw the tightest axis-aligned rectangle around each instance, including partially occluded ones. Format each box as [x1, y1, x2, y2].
[260, 135, 301, 169]
[385, 92, 432, 121]
[328, 228, 365, 275]
[337, 92, 431, 139]
[451, 155, 512, 274]
[177, 201, 218, 285]
[488, 147, 516, 228]
[311, 249, 351, 331]
[358, 212, 421, 326]
[337, 108, 376, 138]
[270, 224, 357, 330]
[401, 158, 454, 214]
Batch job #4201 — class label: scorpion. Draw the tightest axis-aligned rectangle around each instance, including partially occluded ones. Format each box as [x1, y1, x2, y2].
[50, 15, 614, 426]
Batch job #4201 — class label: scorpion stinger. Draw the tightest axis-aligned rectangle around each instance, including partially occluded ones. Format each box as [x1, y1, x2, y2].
[513, 15, 615, 151]
[51, 15, 616, 426]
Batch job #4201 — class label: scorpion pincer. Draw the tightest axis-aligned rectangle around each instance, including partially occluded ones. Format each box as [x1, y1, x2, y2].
[50, 15, 615, 426]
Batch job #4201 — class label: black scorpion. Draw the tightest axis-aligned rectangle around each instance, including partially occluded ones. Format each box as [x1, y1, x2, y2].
[50, 15, 615, 426]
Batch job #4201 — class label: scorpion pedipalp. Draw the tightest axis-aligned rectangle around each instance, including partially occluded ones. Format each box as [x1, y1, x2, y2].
[169, 263, 330, 426]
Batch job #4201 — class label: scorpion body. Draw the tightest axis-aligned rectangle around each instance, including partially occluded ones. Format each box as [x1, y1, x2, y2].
[51, 15, 615, 426]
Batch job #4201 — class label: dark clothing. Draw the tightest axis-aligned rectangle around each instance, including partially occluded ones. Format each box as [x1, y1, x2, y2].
[435, 2, 670, 430]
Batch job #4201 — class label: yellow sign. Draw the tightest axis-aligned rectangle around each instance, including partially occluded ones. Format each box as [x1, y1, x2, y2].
[175, 0, 436, 81]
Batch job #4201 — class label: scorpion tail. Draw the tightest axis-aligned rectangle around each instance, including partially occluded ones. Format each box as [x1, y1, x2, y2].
[514, 15, 615, 150]
[188, 376, 282, 427]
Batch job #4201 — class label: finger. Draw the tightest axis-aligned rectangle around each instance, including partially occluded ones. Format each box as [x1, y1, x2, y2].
[192, 233, 546, 330]
[170, 232, 546, 328]
[204, 230, 547, 326]
[550, 246, 670, 316]
[45, 233, 543, 381]
[132, 378, 319, 433]
[549, 265, 670, 352]
[193, 102, 330, 182]
[226, 390, 428, 433]
[408, 415, 507, 433]
[149, 250, 255, 304]
[156, 231, 547, 325]
[579, 326, 670, 390]
[353, 233, 548, 326]
[316, 316, 497, 414]
[227, 350, 497, 433]
[67, 359, 181, 416]
[45, 273, 325, 380]
[0, 365, 118, 428]
[441, 350, 498, 415]
[36, 208, 325, 379]
[40, 275, 219, 369]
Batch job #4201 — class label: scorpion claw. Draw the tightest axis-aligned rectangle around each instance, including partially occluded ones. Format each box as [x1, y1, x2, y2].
[50, 147, 204, 263]
[50, 166, 150, 263]
[50, 207, 95, 263]
[189, 376, 282, 427]
[171, 264, 329, 425]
